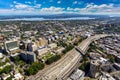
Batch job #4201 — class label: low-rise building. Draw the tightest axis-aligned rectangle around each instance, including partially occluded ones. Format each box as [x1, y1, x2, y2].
[111, 71, 120, 80]
[0, 52, 3, 58]
[68, 69, 85, 80]
[113, 63, 120, 70]
[13, 73, 24, 80]
[115, 55, 120, 63]
[0, 36, 4, 43]
[89, 52, 101, 60]
[36, 47, 49, 56]
[55, 47, 65, 54]
[0, 73, 11, 80]
[48, 43, 57, 49]
[4, 39, 19, 52]
[38, 37, 48, 47]
[99, 72, 115, 80]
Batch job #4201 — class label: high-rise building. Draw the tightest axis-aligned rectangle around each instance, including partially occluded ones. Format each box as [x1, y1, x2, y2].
[20, 51, 36, 62]
[27, 42, 37, 52]
[89, 60, 100, 78]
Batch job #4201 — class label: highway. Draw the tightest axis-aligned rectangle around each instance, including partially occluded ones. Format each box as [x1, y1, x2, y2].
[78, 34, 108, 52]
[28, 34, 109, 80]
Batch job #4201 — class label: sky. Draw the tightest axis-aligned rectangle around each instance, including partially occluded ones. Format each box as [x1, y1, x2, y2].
[0, 0, 120, 15]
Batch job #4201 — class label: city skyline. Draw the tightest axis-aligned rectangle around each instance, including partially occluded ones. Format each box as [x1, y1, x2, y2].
[0, 0, 120, 15]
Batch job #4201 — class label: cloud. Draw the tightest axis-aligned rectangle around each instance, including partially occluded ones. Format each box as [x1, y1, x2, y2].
[0, 9, 16, 15]
[10, 5, 14, 8]
[85, 3, 113, 10]
[34, 4, 41, 8]
[13, 1, 17, 4]
[6, 6, 65, 15]
[41, 6, 64, 12]
[67, 3, 120, 14]
[0, 9, 14, 12]
[73, 1, 83, 5]
[15, 3, 32, 10]
[13, 1, 41, 11]
[13, 1, 32, 10]
[1, 1, 120, 15]
[25, 1, 32, 4]
[67, 7, 81, 11]
[78, 1, 84, 5]
[73, 1, 78, 4]
[82, 3, 116, 13]
[34, 0, 37, 4]
[57, 1, 61, 4]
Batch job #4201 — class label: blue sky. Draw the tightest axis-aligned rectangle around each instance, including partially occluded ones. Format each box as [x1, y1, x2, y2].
[0, 0, 120, 15]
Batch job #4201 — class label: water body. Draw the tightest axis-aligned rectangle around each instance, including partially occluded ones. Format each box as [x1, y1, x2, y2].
[0, 17, 95, 21]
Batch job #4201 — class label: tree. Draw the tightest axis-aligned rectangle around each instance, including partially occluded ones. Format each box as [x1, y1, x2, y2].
[5, 58, 10, 62]
[79, 62, 90, 73]
[25, 62, 44, 75]
[19, 60, 25, 67]
[13, 56, 20, 61]
[6, 76, 12, 80]
[108, 54, 115, 62]
[0, 65, 13, 74]
[45, 55, 61, 65]
[62, 45, 74, 54]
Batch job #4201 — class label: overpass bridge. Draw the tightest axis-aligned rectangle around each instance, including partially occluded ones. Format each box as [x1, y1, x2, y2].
[75, 34, 109, 56]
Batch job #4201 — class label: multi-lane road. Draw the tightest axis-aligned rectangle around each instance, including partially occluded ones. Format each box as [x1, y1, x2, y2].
[29, 34, 109, 80]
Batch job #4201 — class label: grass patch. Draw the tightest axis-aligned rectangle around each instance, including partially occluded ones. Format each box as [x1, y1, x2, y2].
[42, 52, 54, 61]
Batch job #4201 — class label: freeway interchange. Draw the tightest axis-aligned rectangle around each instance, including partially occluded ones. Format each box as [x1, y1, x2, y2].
[29, 34, 109, 80]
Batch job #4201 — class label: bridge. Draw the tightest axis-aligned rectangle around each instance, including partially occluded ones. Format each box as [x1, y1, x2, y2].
[28, 34, 110, 80]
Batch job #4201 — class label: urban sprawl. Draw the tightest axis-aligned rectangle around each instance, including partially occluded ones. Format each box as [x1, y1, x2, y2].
[0, 18, 120, 80]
